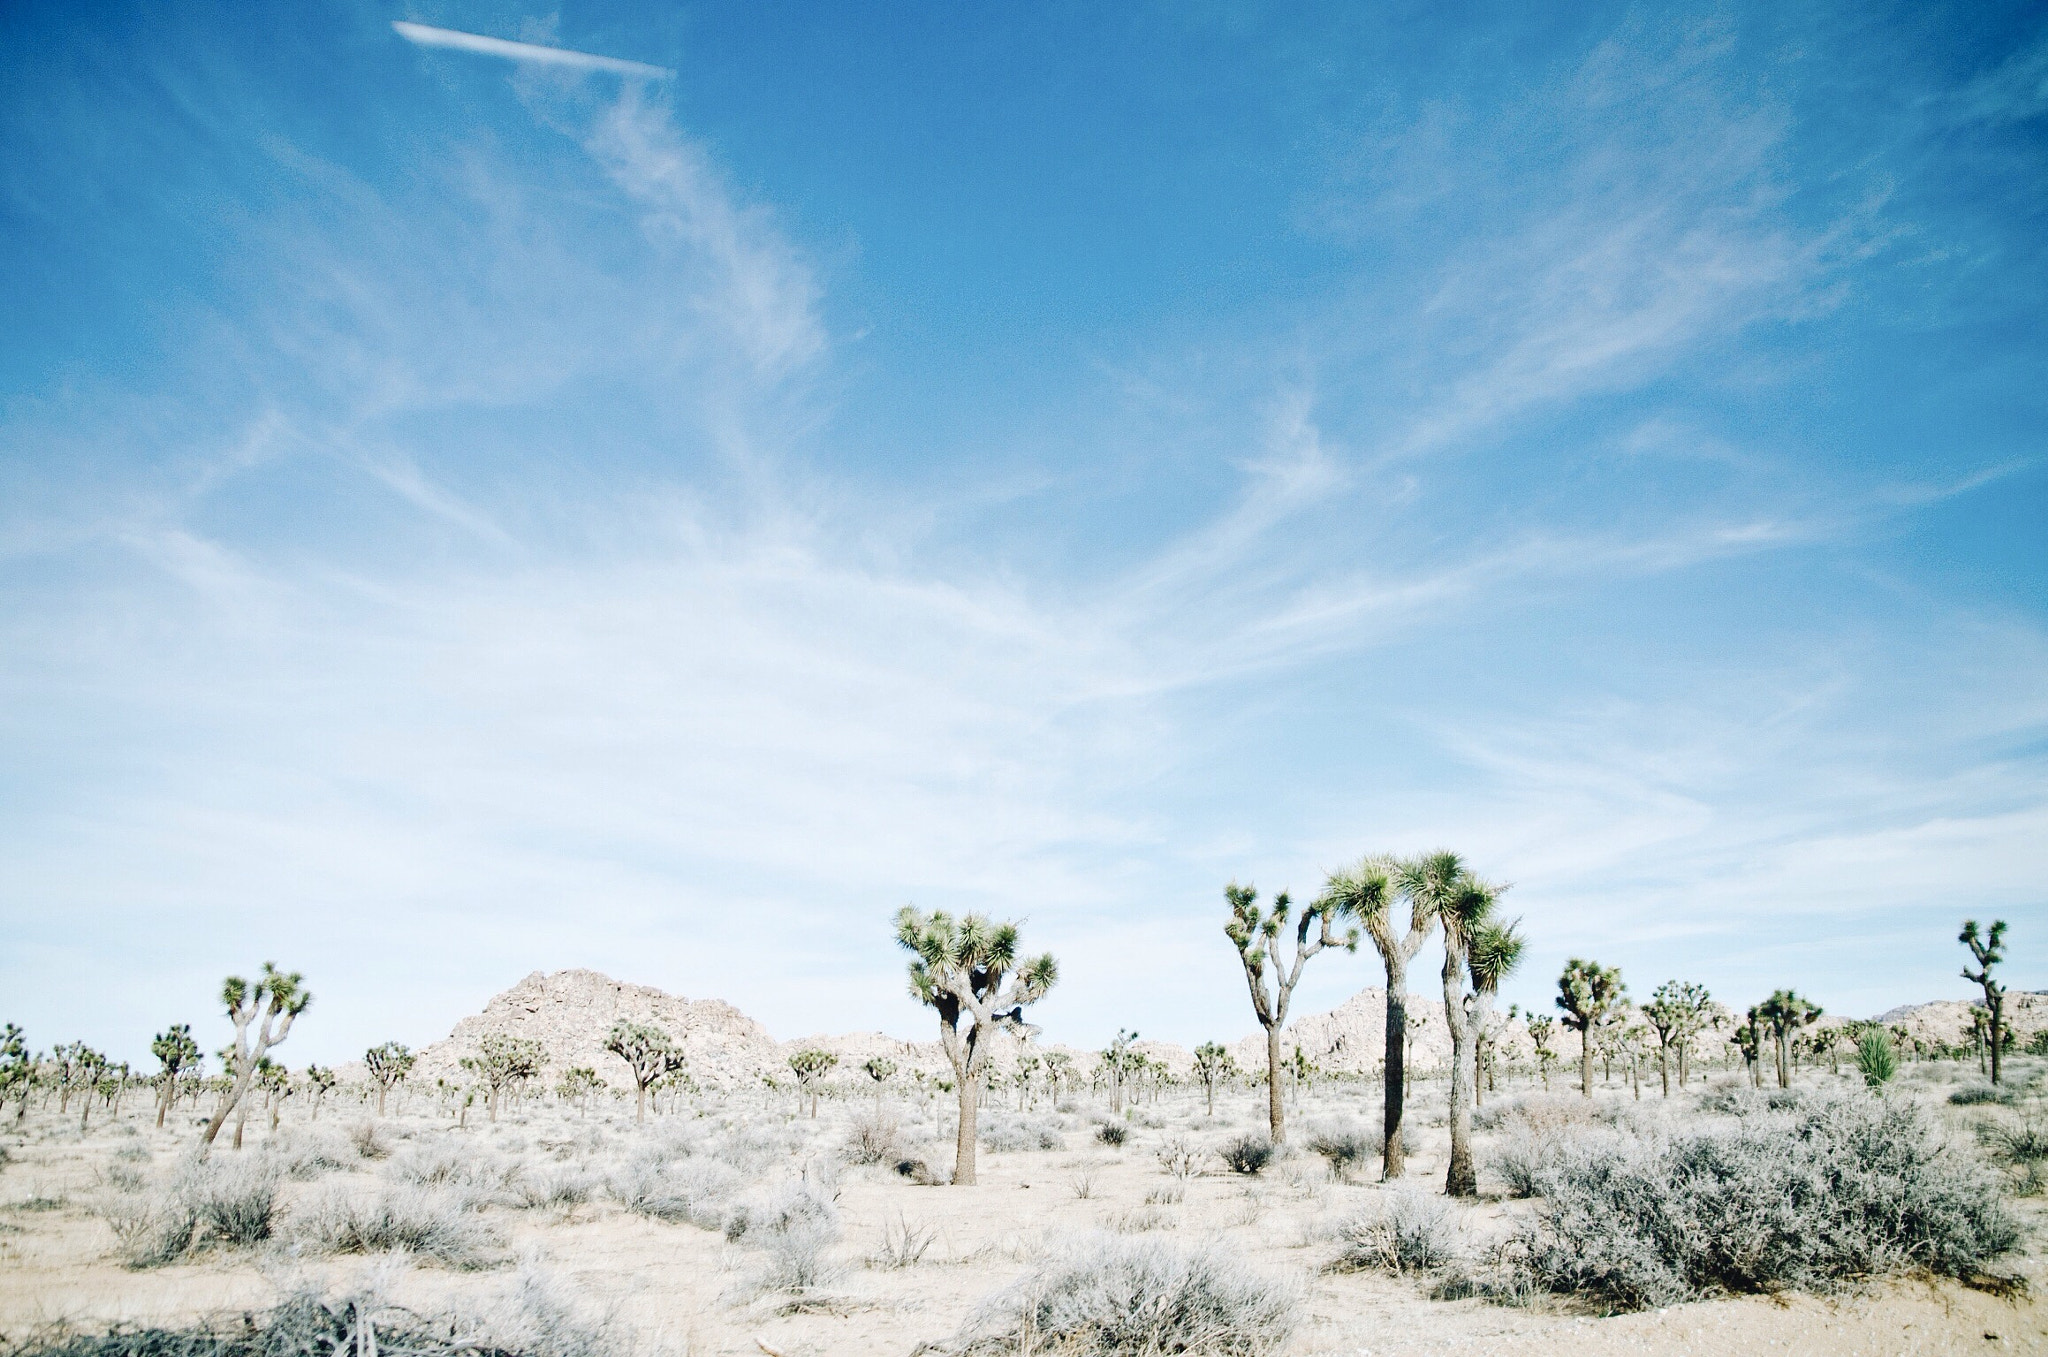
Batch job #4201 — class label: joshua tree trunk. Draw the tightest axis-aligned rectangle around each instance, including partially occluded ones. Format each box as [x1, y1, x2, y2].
[232, 1100, 248, 1149]
[156, 1086, 170, 1129]
[953, 1074, 978, 1185]
[376, 1084, 389, 1116]
[1383, 966, 1411, 1177]
[1580, 1029, 1594, 1098]
[1264, 1025, 1283, 1141]
[1775, 1031, 1791, 1089]
[1442, 964, 1477, 1197]
[1657, 1046, 1670, 1097]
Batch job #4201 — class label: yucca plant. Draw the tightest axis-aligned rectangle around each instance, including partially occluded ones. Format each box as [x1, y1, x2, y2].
[1857, 1028, 1897, 1088]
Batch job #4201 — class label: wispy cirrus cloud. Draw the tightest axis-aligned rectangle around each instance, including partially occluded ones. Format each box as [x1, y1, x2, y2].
[392, 22, 673, 81]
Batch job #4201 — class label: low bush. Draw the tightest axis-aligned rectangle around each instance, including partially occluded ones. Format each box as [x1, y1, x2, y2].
[606, 1155, 739, 1229]
[291, 1182, 500, 1268]
[1218, 1134, 1274, 1176]
[1095, 1122, 1129, 1147]
[1509, 1094, 2020, 1311]
[951, 1235, 1300, 1356]
[1949, 1084, 2017, 1107]
[843, 1107, 903, 1165]
[1304, 1126, 1375, 1182]
[1331, 1191, 1461, 1275]
[511, 1166, 593, 1211]
[982, 1115, 1065, 1153]
[1979, 1117, 2048, 1196]
[94, 1155, 282, 1267]
[725, 1179, 842, 1296]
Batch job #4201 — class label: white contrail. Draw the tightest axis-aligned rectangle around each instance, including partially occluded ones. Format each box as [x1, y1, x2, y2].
[392, 20, 673, 79]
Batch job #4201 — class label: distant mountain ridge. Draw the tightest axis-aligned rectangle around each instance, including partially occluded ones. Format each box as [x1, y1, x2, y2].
[363, 968, 2044, 1094]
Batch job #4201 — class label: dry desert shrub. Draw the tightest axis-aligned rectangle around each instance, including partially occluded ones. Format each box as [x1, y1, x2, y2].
[949, 1235, 1300, 1357]
[606, 1153, 740, 1228]
[724, 1178, 843, 1297]
[868, 1213, 935, 1269]
[1218, 1134, 1274, 1176]
[385, 1139, 517, 1193]
[510, 1165, 594, 1212]
[94, 1154, 282, 1267]
[981, 1113, 1065, 1152]
[843, 1105, 905, 1165]
[1330, 1191, 1461, 1275]
[290, 1182, 500, 1268]
[1507, 1093, 2020, 1311]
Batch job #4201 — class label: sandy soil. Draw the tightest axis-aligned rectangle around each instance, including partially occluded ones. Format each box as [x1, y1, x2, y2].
[2, 1070, 2042, 1357]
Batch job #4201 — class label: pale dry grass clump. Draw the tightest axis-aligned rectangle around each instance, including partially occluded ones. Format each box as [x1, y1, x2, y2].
[290, 1182, 501, 1268]
[949, 1235, 1300, 1356]
[93, 1154, 282, 1268]
[1508, 1093, 2020, 1311]
[1330, 1191, 1461, 1275]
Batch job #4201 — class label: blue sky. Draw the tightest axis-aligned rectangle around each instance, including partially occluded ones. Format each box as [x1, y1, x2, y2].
[3, 1, 2044, 1068]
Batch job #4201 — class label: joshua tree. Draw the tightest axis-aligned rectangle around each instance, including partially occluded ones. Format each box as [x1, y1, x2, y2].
[150, 1024, 201, 1128]
[459, 1033, 544, 1122]
[788, 1049, 838, 1117]
[71, 1045, 108, 1130]
[1468, 918, 1526, 1108]
[1101, 1029, 1141, 1114]
[862, 1055, 897, 1101]
[1226, 881, 1361, 1146]
[1555, 959, 1626, 1098]
[1397, 851, 1503, 1197]
[201, 963, 310, 1152]
[555, 1066, 603, 1115]
[1192, 1041, 1236, 1116]
[364, 1042, 415, 1116]
[1, 1025, 30, 1124]
[1733, 1006, 1765, 1086]
[1316, 857, 1434, 1177]
[1641, 981, 1714, 1096]
[1960, 919, 2008, 1085]
[1527, 1014, 1556, 1090]
[604, 1020, 686, 1123]
[895, 906, 1058, 1186]
[1755, 989, 1821, 1089]
[305, 1065, 336, 1119]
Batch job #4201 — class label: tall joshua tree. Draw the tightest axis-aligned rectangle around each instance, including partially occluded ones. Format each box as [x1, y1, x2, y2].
[364, 1042, 415, 1116]
[1960, 919, 2008, 1086]
[605, 1021, 686, 1123]
[1226, 881, 1360, 1146]
[1555, 958, 1626, 1098]
[151, 1024, 200, 1128]
[1397, 852, 1502, 1197]
[895, 906, 1058, 1186]
[201, 963, 310, 1152]
[1317, 857, 1434, 1177]
[1468, 918, 1526, 1108]
[1755, 989, 1821, 1089]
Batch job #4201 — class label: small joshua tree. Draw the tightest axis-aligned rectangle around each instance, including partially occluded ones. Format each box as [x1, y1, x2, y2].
[201, 963, 310, 1152]
[1, 1025, 30, 1124]
[863, 1055, 897, 1100]
[1640, 981, 1714, 1096]
[788, 1048, 839, 1118]
[895, 906, 1058, 1186]
[1192, 1041, 1236, 1116]
[305, 1065, 336, 1119]
[460, 1033, 544, 1123]
[1527, 1015, 1556, 1090]
[555, 1066, 603, 1116]
[1101, 1029, 1140, 1114]
[1316, 857, 1433, 1177]
[1732, 1006, 1765, 1086]
[363, 1042, 415, 1116]
[1467, 916, 1526, 1108]
[1555, 958, 1626, 1098]
[604, 1020, 686, 1123]
[1961, 919, 2009, 1086]
[150, 1024, 200, 1129]
[1227, 880, 1360, 1147]
[1755, 989, 1821, 1089]
[71, 1045, 108, 1130]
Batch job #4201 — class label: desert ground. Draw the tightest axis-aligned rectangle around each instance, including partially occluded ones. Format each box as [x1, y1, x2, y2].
[2, 1055, 2042, 1357]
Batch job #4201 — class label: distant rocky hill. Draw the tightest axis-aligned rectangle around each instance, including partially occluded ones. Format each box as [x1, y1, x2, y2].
[376, 968, 2038, 1096]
